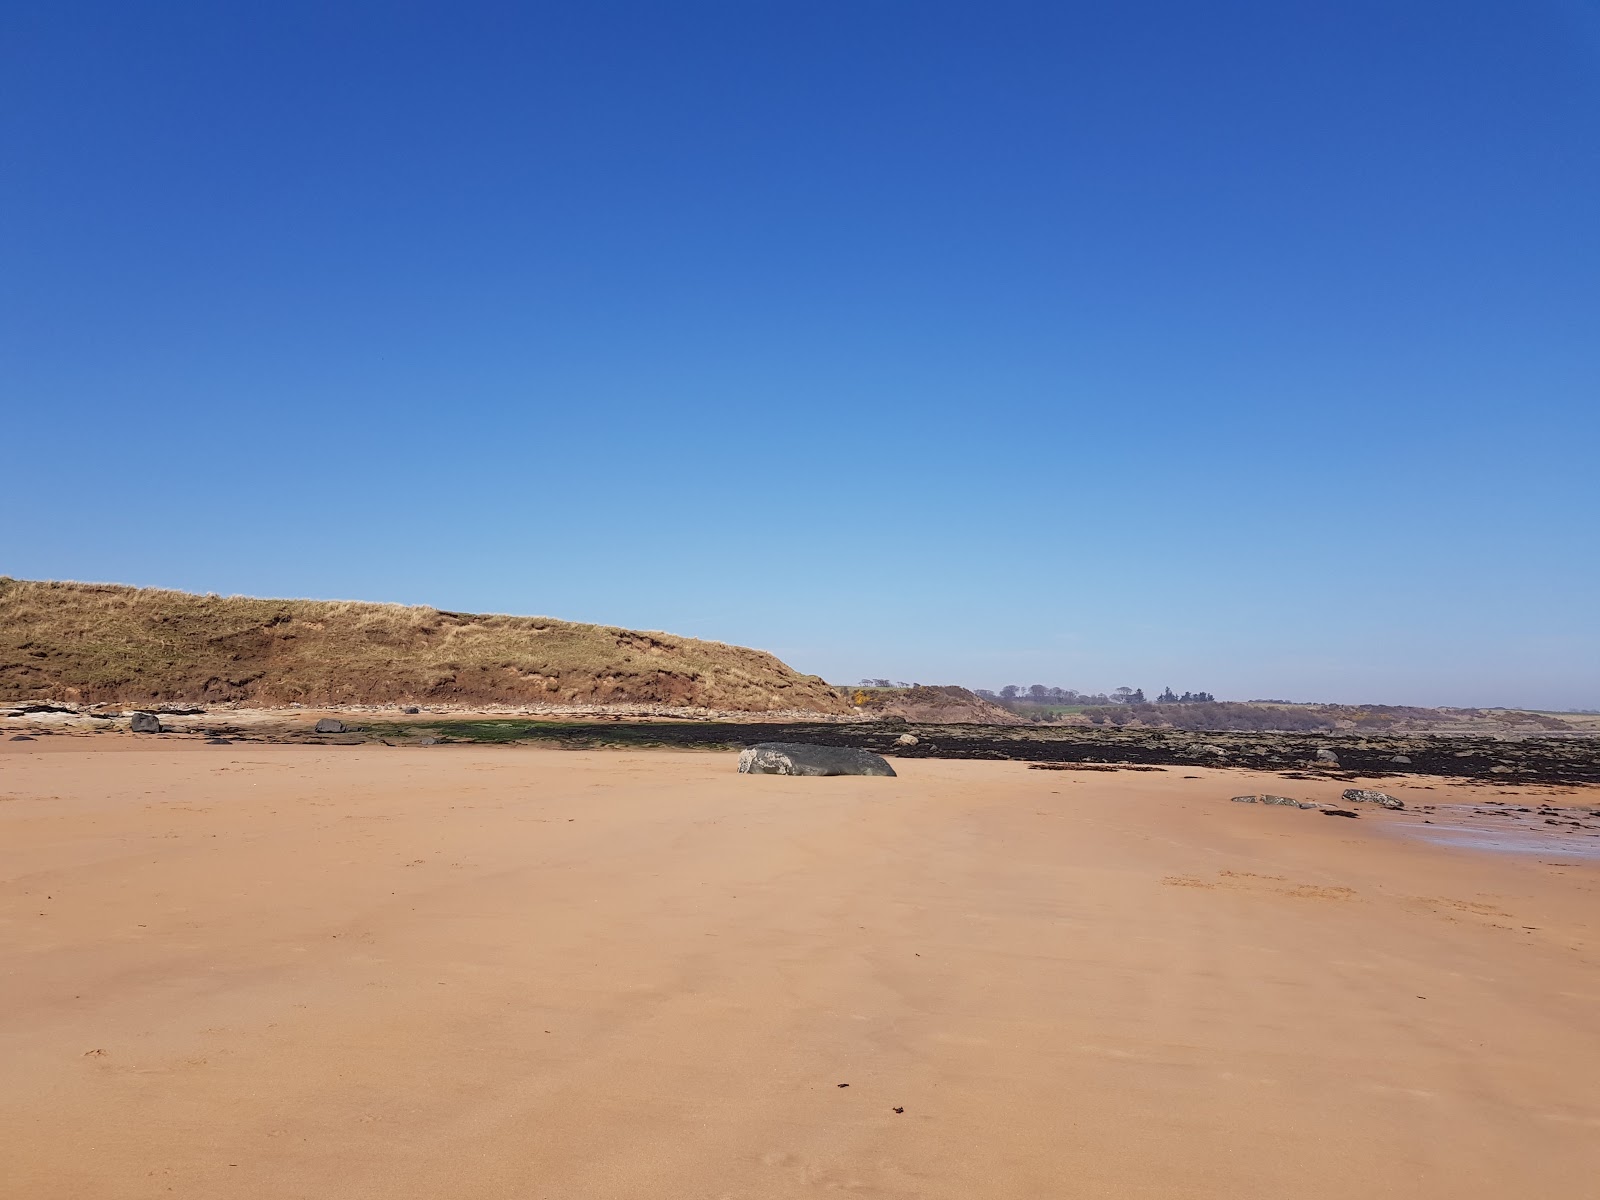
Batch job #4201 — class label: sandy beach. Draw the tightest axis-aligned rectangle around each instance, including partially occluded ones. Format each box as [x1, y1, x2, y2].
[2, 741, 1597, 1198]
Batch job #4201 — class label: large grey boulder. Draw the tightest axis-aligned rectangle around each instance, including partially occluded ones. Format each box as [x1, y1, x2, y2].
[314, 718, 347, 734]
[130, 712, 162, 734]
[738, 743, 896, 777]
[1315, 748, 1341, 765]
[1342, 788, 1403, 810]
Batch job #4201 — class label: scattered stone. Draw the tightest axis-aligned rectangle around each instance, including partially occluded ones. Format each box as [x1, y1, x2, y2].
[314, 718, 347, 734]
[1321, 808, 1359, 819]
[1390, 755, 1412, 765]
[1315, 749, 1341, 765]
[129, 712, 162, 734]
[1342, 788, 1404, 810]
[893, 1106, 904, 1114]
[837, 1082, 849, 1088]
[1297, 801, 1321, 809]
[894, 733, 919, 747]
[1231, 795, 1259, 803]
[402, 706, 421, 715]
[1259, 795, 1301, 806]
[738, 743, 896, 778]
[415, 737, 439, 746]
[9, 734, 36, 741]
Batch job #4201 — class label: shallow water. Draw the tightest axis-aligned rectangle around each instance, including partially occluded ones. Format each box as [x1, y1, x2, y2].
[1387, 812, 1600, 859]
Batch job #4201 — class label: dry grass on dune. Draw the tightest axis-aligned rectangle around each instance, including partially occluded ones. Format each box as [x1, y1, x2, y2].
[849, 684, 1026, 725]
[0, 578, 847, 712]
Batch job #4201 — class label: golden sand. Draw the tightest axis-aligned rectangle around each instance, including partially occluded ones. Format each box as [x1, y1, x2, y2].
[2, 741, 1596, 1197]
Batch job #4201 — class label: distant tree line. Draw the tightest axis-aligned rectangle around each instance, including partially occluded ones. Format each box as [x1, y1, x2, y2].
[975, 684, 1216, 707]
[974, 685, 1121, 705]
[1156, 688, 1215, 703]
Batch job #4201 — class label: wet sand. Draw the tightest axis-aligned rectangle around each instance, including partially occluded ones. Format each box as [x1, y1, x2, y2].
[2, 742, 1597, 1198]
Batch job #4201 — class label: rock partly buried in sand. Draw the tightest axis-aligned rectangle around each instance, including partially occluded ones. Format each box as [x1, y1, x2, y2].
[1259, 794, 1302, 806]
[130, 712, 162, 734]
[1343, 788, 1404, 809]
[10, 734, 35, 741]
[314, 718, 347, 734]
[1321, 808, 1359, 818]
[738, 743, 897, 778]
[1231, 795, 1259, 803]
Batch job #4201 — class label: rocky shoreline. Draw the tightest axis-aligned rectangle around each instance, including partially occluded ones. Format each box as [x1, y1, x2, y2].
[7, 703, 1599, 787]
[495, 721, 1600, 786]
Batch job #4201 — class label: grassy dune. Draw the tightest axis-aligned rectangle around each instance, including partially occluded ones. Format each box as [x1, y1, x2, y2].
[0, 578, 847, 713]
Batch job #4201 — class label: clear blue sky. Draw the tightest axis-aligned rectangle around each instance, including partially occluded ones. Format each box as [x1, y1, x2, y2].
[4, 2, 1598, 708]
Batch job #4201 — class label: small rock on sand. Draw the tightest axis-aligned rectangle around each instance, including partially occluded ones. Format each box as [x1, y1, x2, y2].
[1235, 794, 1315, 809]
[9, 734, 36, 741]
[894, 733, 919, 747]
[130, 712, 162, 734]
[1342, 788, 1404, 810]
[314, 718, 347, 734]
